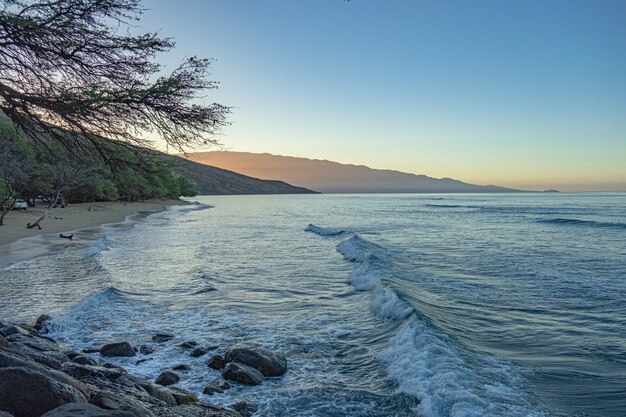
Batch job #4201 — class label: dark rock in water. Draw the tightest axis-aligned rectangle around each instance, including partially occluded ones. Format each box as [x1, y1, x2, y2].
[0, 367, 87, 417]
[224, 345, 287, 377]
[207, 355, 225, 370]
[34, 314, 53, 332]
[40, 403, 135, 417]
[151, 333, 174, 343]
[122, 375, 177, 406]
[190, 347, 209, 357]
[135, 358, 152, 365]
[229, 402, 256, 417]
[178, 341, 198, 349]
[172, 363, 190, 371]
[165, 387, 198, 405]
[221, 362, 264, 386]
[72, 354, 97, 366]
[100, 342, 135, 357]
[202, 379, 230, 395]
[90, 391, 155, 417]
[6, 333, 59, 352]
[65, 351, 81, 360]
[155, 370, 180, 386]
[1, 325, 29, 337]
[139, 345, 154, 355]
[83, 346, 100, 354]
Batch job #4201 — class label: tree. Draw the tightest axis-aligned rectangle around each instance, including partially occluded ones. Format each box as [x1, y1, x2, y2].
[0, 0, 230, 164]
[0, 122, 31, 225]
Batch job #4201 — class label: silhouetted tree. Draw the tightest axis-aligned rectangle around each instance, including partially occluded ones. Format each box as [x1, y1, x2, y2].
[0, 0, 229, 164]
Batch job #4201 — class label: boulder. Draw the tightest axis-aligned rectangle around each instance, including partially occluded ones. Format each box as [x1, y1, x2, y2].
[121, 375, 177, 406]
[6, 333, 60, 351]
[100, 342, 135, 357]
[178, 341, 198, 349]
[221, 362, 264, 386]
[83, 347, 100, 354]
[0, 350, 90, 398]
[190, 347, 208, 357]
[61, 363, 126, 381]
[0, 367, 87, 417]
[139, 345, 154, 355]
[72, 355, 98, 366]
[90, 391, 155, 417]
[172, 364, 190, 371]
[202, 379, 230, 395]
[1, 326, 29, 337]
[207, 355, 225, 370]
[151, 333, 174, 343]
[224, 345, 287, 377]
[165, 387, 198, 405]
[155, 370, 180, 386]
[34, 314, 53, 332]
[229, 402, 256, 417]
[41, 403, 135, 417]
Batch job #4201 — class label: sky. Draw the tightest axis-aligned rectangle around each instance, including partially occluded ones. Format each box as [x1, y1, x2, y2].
[140, 0, 626, 191]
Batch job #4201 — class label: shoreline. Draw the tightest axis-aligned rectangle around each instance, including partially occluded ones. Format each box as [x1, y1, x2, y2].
[0, 199, 188, 247]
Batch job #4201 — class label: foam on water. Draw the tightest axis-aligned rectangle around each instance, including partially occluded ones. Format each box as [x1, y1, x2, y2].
[304, 223, 347, 236]
[333, 232, 548, 417]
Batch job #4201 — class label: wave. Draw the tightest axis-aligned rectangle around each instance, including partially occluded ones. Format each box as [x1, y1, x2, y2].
[425, 204, 477, 209]
[85, 235, 109, 257]
[304, 223, 347, 237]
[178, 203, 214, 213]
[538, 218, 626, 230]
[332, 233, 547, 417]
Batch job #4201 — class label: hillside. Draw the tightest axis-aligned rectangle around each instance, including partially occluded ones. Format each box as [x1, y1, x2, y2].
[164, 154, 316, 195]
[178, 151, 523, 193]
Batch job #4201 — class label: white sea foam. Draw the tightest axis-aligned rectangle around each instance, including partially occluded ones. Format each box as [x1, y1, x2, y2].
[304, 223, 346, 237]
[379, 317, 547, 417]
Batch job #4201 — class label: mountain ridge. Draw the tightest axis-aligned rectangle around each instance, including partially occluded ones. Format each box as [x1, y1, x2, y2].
[178, 151, 525, 193]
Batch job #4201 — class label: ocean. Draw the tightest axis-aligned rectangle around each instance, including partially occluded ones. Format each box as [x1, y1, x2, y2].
[1, 193, 625, 417]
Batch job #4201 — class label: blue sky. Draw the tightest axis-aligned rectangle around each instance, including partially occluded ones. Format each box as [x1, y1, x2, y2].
[141, 0, 626, 191]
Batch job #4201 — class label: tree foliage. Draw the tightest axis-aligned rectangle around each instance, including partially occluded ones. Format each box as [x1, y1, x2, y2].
[0, 0, 230, 162]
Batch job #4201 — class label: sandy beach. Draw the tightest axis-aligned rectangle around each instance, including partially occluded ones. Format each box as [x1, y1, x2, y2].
[0, 199, 186, 247]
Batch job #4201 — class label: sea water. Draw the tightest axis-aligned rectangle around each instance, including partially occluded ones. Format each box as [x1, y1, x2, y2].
[1, 193, 625, 417]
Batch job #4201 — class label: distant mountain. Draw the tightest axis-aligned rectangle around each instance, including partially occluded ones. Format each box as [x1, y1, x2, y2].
[178, 151, 523, 193]
[163, 154, 316, 195]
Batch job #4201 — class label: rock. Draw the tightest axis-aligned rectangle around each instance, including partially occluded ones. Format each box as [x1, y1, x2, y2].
[123, 375, 177, 406]
[0, 350, 90, 398]
[151, 333, 174, 343]
[224, 345, 287, 377]
[190, 347, 208, 357]
[165, 387, 198, 405]
[172, 363, 190, 371]
[139, 345, 154, 355]
[178, 341, 198, 349]
[229, 402, 256, 417]
[72, 354, 98, 366]
[0, 336, 8, 348]
[34, 314, 53, 332]
[100, 342, 135, 357]
[83, 346, 100, 354]
[65, 351, 81, 360]
[155, 370, 180, 386]
[6, 333, 59, 351]
[1, 325, 29, 336]
[0, 367, 87, 417]
[207, 355, 225, 370]
[149, 404, 239, 417]
[40, 403, 135, 417]
[90, 391, 155, 417]
[202, 379, 230, 395]
[17, 324, 36, 333]
[221, 362, 264, 386]
[61, 363, 126, 381]
[135, 358, 152, 365]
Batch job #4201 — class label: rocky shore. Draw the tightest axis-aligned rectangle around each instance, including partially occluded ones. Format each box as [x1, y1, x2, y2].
[0, 316, 287, 417]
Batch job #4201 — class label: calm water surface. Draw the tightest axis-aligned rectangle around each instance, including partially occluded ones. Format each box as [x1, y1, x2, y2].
[1, 193, 625, 417]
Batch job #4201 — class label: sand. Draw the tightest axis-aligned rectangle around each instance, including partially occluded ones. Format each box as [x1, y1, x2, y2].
[0, 199, 187, 247]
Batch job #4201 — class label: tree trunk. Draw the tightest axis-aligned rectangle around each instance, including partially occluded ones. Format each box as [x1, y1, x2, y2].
[26, 184, 61, 230]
